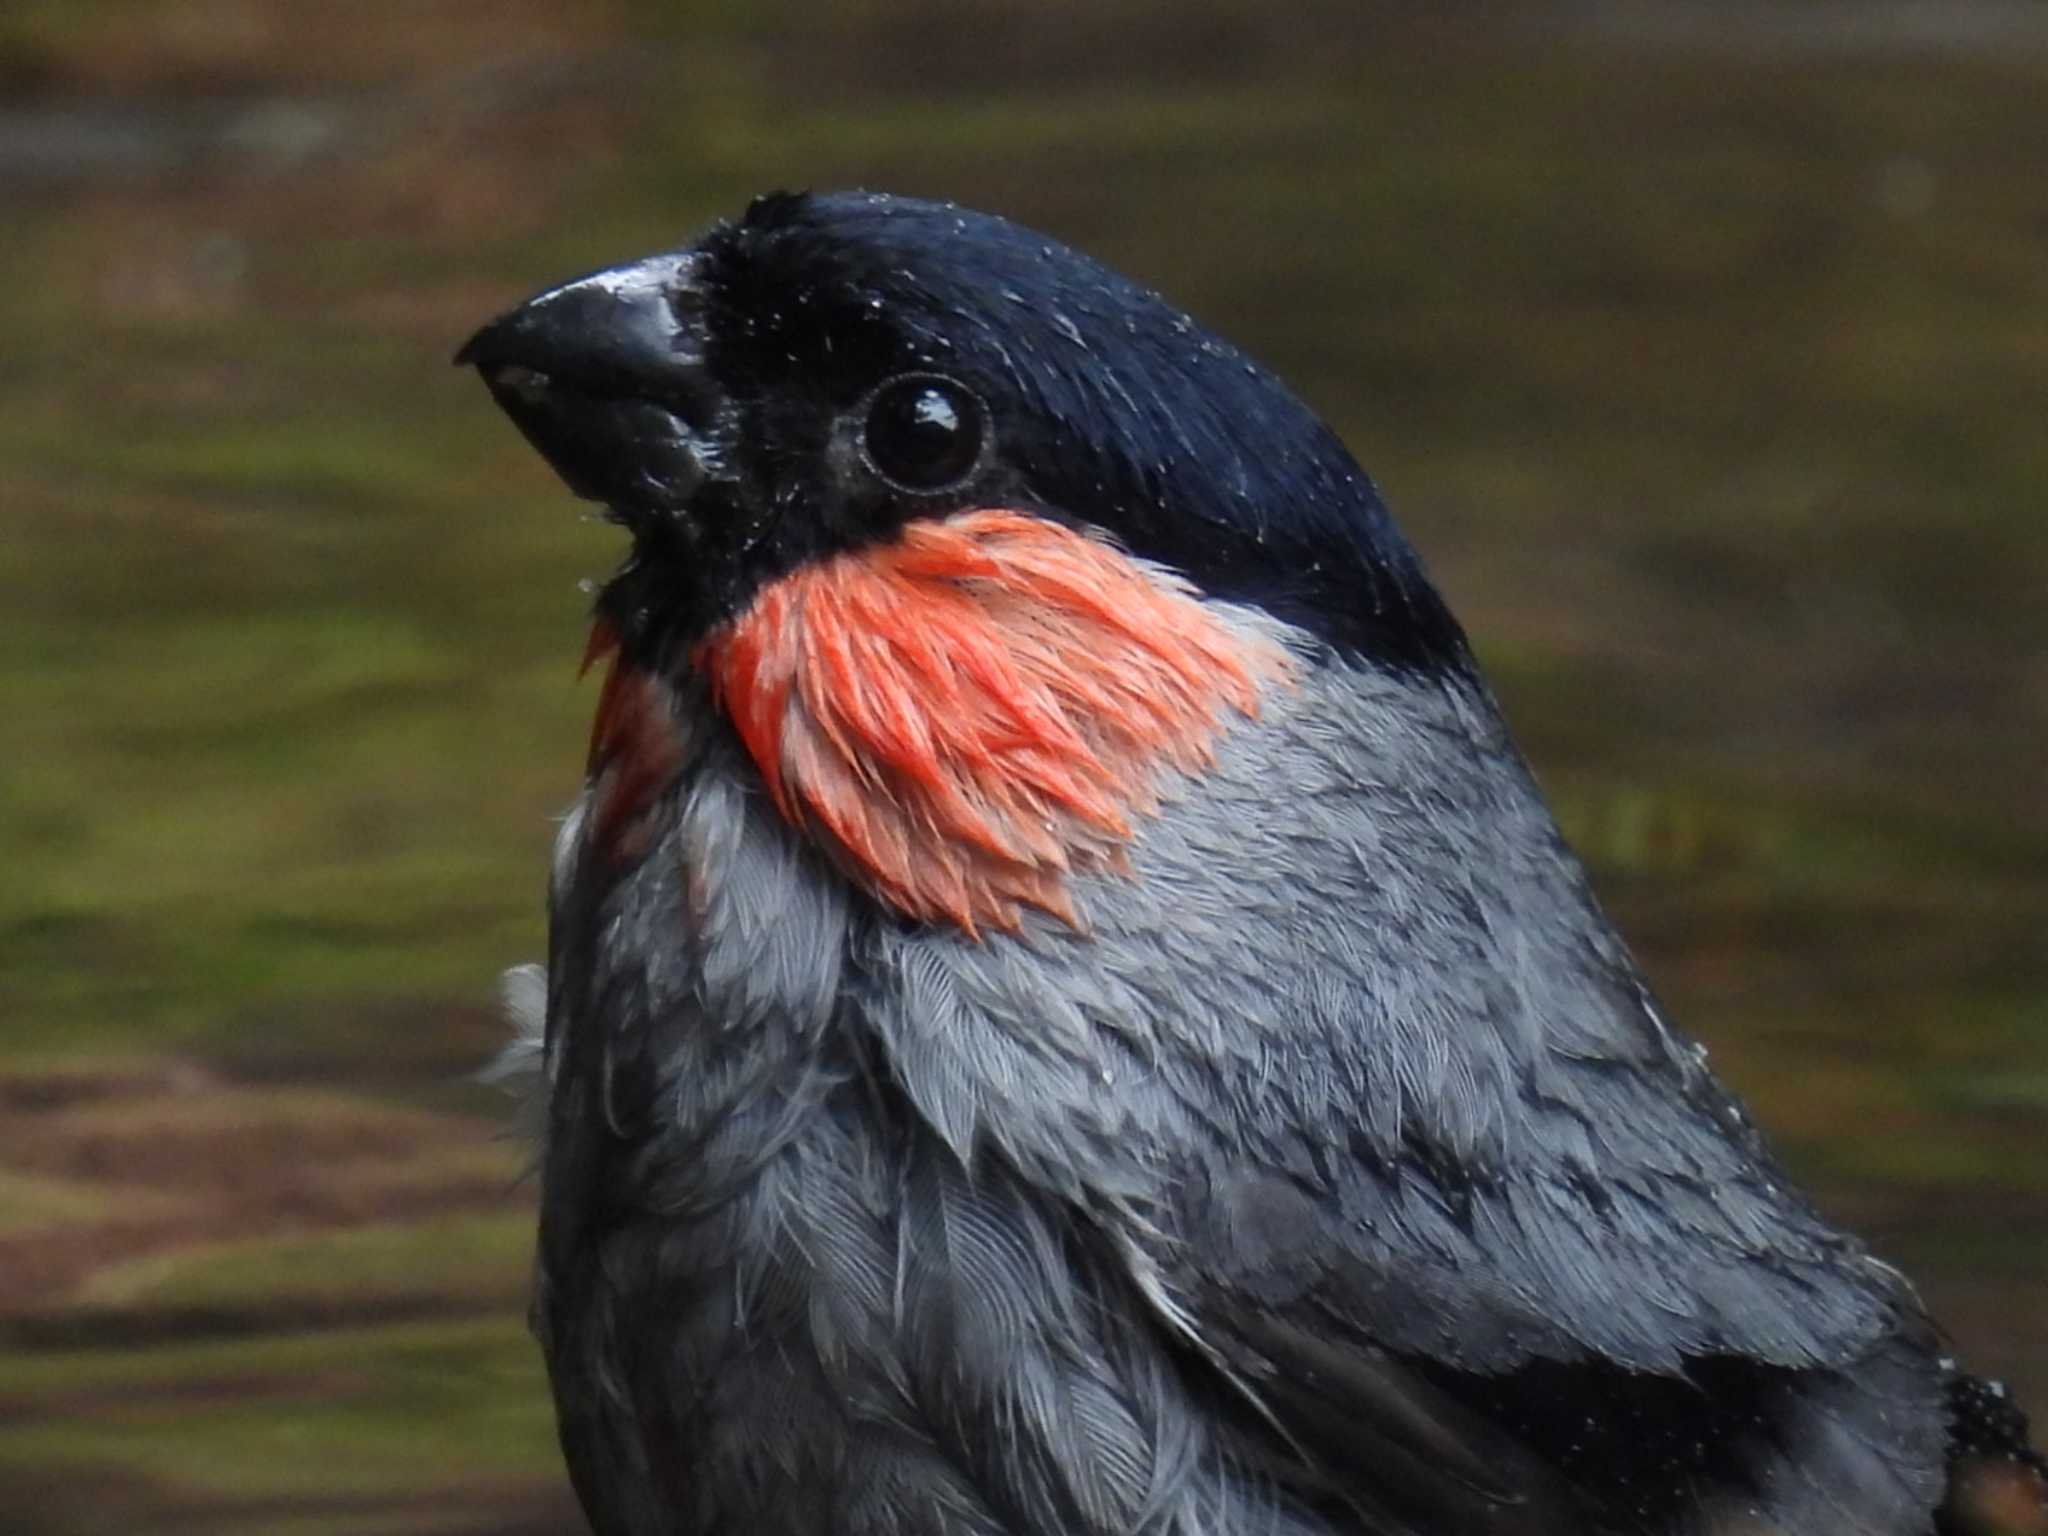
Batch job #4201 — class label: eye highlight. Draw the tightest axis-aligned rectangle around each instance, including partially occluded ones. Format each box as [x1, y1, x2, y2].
[860, 374, 987, 494]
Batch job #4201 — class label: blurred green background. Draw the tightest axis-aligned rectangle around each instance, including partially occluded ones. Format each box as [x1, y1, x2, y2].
[2, 3, 2044, 1532]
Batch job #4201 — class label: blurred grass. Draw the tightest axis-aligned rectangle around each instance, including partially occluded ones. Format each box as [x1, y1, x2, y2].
[73, 1212, 530, 1316]
[2, 2, 2045, 1531]
[0, 1317, 564, 1535]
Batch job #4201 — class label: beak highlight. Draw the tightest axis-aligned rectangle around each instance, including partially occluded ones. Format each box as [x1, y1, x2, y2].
[459, 254, 721, 519]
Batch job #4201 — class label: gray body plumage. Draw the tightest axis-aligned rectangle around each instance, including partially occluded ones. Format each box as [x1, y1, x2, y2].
[519, 612, 1948, 1536]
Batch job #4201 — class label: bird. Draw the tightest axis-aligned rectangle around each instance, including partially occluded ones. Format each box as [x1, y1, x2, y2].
[459, 190, 2046, 1536]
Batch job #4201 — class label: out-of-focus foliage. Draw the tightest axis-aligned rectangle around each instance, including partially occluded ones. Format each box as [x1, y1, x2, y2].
[1, 3, 2043, 1531]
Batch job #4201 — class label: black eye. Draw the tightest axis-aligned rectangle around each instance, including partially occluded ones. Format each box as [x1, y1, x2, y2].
[861, 374, 987, 493]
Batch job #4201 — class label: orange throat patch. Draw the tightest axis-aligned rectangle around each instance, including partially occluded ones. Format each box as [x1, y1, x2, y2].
[582, 622, 687, 864]
[695, 508, 1290, 934]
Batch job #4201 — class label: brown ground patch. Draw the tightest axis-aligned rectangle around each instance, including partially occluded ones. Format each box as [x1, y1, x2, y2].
[0, 1057, 527, 1320]
[5, 1460, 585, 1536]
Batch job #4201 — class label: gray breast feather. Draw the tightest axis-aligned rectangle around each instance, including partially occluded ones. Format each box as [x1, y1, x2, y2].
[860, 636, 1906, 1378]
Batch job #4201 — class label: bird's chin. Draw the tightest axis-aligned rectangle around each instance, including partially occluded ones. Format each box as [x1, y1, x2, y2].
[478, 366, 708, 523]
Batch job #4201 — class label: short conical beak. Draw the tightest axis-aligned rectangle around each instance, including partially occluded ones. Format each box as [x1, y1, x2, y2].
[458, 252, 722, 518]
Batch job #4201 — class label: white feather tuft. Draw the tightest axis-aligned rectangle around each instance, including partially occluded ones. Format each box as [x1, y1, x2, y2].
[480, 961, 550, 1154]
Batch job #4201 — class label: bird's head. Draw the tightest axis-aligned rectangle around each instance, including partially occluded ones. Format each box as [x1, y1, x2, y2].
[461, 191, 1474, 932]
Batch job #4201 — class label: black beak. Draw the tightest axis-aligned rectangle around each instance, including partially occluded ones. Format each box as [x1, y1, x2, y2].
[458, 253, 722, 518]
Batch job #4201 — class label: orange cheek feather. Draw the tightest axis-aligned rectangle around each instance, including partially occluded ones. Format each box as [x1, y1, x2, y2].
[696, 509, 1291, 935]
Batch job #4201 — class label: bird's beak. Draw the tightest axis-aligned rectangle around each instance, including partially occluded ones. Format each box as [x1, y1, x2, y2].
[457, 252, 723, 521]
